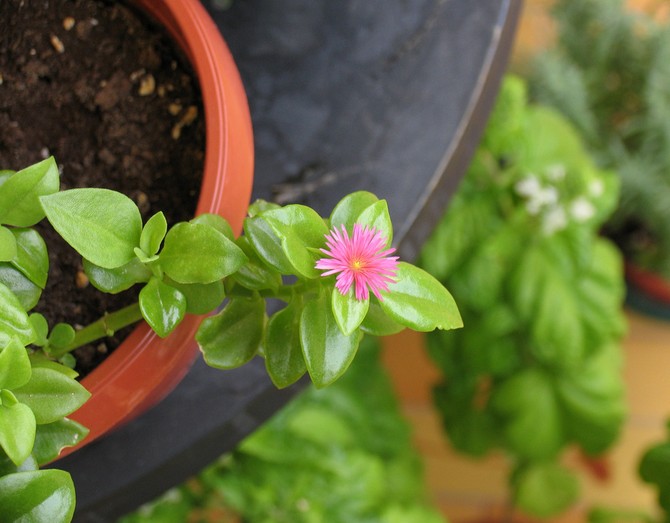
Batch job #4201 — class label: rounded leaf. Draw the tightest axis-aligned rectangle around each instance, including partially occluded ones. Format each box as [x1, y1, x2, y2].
[329, 191, 379, 230]
[332, 287, 369, 336]
[264, 301, 307, 388]
[0, 265, 42, 311]
[196, 295, 265, 369]
[13, 367, 91, 425]
[0, 282, 35, 345]
[0, 226, 17, 262]
[139, 278, 187, 338]
[33, 418, 89, 465]
[11, 227, 49, 289]
[159, 222, 246, 284]
[140, 211, 168, 256]
[84, 257, 151, 294]
[40, 188, 142, 269]
[0, 337, 31, 390]
[356, 199, 393, 247]
[165, 277, 225, 315]
[514, 463, 579, 518]
[380, 262, 462, 331]
[244, 216, 295, 274]
[191, 213, 235, 240]
[0, 469, 76, 523]
[0, 157, 59, 227]
[300, 292, 362, 388]
[0, 398, 36, 466]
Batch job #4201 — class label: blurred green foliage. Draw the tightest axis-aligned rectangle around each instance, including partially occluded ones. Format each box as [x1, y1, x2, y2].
[419, 75, 627, 518]
[120, 337, 445, 523]
[530, 0, 670, 277]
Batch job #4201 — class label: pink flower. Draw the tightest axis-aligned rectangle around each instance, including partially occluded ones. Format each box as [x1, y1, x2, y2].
[315, 223, 399, 300]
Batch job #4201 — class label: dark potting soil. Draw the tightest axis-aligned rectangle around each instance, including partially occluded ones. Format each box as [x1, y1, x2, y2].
[0, 0, 206, 376]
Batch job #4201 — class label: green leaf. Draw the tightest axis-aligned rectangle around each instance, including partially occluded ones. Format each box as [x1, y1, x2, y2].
[0, 226, 17, 262]
[329, 191, 379, 230]
[491, 369, 564, 460]
[28, 354, 79, 380]
[356, 199, 393, 247]
[140, 211, 168, 256]
[196, 295, 265, 369]
[159, 222, 246, 284]
[243, 215, 296, 274]
[230, 236, 282, 291]
[48, 324, 76, 351]
[380, 263, 462, 332]
[29, 314, 49, 347]
[247, 199, 281, 217]
[83, 257, 152, 294]
[0, 282, 35, 345]
[139, 278, 187, 338]
[359, 300, 405, 336]
[262, 205, 330, 279]
[0, 264, 42, 311]
[0, 469, 75, 523]
[300, 292, 362, 387]
[165, 277, 225, 315]
[0, 337, 31, 390]
[13, 367, 91, 425]
[190, 213, 234, 240]
[263, 300, 307, 388]
[40, 188, 142, 269]
[33, 418, 89, 465]
[332, 287, 369, 336]
[0, 157, 59, 227]
[10, 228, 49, 289]
[0, 394, 36, 466]
[514, 462, 579, 518]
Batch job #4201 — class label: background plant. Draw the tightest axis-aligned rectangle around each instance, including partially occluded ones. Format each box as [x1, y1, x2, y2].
[529, 0, 670, 277]
[120, 337, 446, 523]
[419, 75, 627, 518]
[0, 155, 461, 521]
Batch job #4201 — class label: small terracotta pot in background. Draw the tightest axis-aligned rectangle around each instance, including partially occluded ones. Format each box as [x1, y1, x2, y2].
[58, 0, 254, 458]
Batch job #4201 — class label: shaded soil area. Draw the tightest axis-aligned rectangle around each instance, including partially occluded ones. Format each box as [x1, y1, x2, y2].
[0, 0, 206, 375]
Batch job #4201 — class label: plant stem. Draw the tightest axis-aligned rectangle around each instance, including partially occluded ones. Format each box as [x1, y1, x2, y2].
[53, 303, 143, 357]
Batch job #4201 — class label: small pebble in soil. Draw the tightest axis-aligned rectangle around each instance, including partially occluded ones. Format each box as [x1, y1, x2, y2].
[75, 270, 89, 289]
[171, 105, 198, 140]
[168, 103, 182, 115]
[63, 17, 76, 31]
[138, 73, 155, 96]
[50, 34, 65, 53]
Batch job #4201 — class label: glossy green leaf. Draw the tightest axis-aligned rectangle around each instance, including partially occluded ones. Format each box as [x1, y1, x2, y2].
[332, 287, 369, 336]
[0, 452, 37, 477]
[300, 292, 361, 388]
[247, 199, 281, 217]
[40, 188, 142, 269]
[0, 226, 17, 261]
[329, 191, 379, 230]
[491, 369, 564, 460]
[11, 227, 49, 289]
[514, 463, 579, 518]
[231, 236, 282, 291]
[0, 264, 42, 311]
[28, 354, 79, 380]
[264, 300, 307, 388]
[244, 216, 295, 274]
[196, 295, 265, 369]
[165, 277, 225, 315]
[0, 394, 36, 466]
[33, 418, 89, 465]
[262, 205, 329, 279]
[0, 337, 31, 390]
[159, 222, 246, 284]
[359, 300, 405, 336]
[380, 262, 462, 332]
[0, 469, 75, 523]
[13, 367, 91, 425]
[139, 278, 187, 338]
[48, 324, 76, 351]
[0, 157, 59, 227]
[29, 314, 49, 347]
[83, 257, 151, 294]
[191, 213, 234, 240]
[140, 211, 167, 256]
[356, 199, 393, 247]
[0, 282, 35, 345]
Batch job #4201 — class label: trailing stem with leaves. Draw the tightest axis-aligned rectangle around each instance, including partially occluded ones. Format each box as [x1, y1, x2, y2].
[419, 75, 627, 518]
[0, 156, 461, 521]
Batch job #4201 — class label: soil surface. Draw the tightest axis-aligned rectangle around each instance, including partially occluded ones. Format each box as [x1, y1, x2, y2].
[0, 0, 205, 375]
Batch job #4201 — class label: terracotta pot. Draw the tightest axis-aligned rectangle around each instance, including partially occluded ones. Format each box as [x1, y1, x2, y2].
[58, 0, 254, 457]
